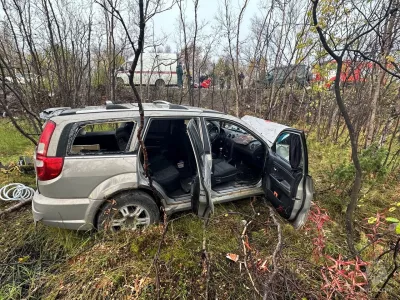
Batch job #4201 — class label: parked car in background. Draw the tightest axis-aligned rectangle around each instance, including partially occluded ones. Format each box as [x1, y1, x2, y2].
[32, 101, 314, 232]
[117, 53, 178, 88]
[4, 73, 38, 85]
[265, 64, 312, 88]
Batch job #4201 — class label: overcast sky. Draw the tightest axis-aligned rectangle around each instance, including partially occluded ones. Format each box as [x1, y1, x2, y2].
[151, 0, 260, 57]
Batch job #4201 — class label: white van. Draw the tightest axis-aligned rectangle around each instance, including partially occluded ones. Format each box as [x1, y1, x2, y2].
[117, 53, 178, 87]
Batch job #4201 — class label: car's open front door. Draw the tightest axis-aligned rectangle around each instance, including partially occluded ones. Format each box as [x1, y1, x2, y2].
[263, 129, 314, 228]
[187, 119, 213, 218]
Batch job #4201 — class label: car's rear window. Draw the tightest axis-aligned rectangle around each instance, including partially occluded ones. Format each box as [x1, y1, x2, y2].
[69, 121, 135, 155]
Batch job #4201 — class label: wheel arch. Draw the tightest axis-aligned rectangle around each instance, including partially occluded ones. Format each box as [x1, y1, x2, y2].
[92, 188, 162, 229]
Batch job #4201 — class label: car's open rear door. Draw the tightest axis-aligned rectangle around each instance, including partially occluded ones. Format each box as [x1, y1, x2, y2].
[187, 119, 213, 218]
[263, 129, 314, 228]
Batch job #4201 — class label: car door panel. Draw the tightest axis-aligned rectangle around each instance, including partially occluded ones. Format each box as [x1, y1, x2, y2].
[187, 119, 213, 218]
[264, 187, 294, 219]
[269, 158, 294, 196]
[263, 129, 313, 228]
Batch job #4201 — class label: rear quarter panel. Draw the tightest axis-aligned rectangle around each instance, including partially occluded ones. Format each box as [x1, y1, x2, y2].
[38, 155, 137, 199]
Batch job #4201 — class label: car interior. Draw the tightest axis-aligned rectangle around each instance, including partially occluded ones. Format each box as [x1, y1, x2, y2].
[70, 121, 135, 154]
[205, 119, 266, 191]
[143, 119, 197, 198]
[142, 118, 266, 198]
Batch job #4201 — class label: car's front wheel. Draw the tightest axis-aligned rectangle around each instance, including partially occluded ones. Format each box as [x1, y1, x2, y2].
[97, 191, 160, 232]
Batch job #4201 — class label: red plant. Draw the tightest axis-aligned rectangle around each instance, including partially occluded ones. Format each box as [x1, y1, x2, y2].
[304, 203, 331, 260]
[305, 203, 369, 299]
[364, 212, 385, 243]
[321, 255, 369, 299]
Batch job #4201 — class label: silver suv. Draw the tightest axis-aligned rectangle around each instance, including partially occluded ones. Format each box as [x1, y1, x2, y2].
[32, 101, 314, 231]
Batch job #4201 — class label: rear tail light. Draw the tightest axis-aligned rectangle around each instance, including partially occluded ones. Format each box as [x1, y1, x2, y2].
[37, 120, 56, 156]
[35, 121, 64, 181]
[35, 155, 64, 181]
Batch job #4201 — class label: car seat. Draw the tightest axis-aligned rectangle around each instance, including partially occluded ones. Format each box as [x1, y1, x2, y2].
[211, 158, 238, 187]
[149, 155, 180, 193]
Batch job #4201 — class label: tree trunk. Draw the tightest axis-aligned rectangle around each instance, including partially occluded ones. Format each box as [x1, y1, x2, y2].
[317, 92, 322, 140]
[192, 0, 199, 106]
[379, 117, 393, 146]
[383, 116, 400, 167]
[110, 4, 116, 104]
[331, 63, 363, 257]
[279, 87, 286, 121]
[365, 69, 384, 147]
[312, 1, 364, 257]
[284, 88, 293, 122]
[328, 106, 339, 137]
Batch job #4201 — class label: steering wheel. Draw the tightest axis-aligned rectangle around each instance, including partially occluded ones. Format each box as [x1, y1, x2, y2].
[207, 122, 220, 143]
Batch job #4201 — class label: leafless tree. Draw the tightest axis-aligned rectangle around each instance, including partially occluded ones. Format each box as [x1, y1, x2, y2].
[177, 0, 194, 104]
[364, 0, 400, 147]
[217, 0, 249, 117]
[0, 0, 94, 140]
[97, 0, 174, 183]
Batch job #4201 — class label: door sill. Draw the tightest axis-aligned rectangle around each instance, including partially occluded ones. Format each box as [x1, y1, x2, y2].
[211, 180, 261, 194]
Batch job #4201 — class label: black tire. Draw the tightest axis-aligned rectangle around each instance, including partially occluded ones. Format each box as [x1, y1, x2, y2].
[155, 79, 165, 88]
[116, 77, 125, 88]
[97, 190, 160, 232]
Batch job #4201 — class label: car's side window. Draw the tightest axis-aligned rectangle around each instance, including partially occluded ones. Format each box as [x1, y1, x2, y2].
[69, 121, 135, 155]
[275, 133, 290, 162]
[275, 132, 303, 170]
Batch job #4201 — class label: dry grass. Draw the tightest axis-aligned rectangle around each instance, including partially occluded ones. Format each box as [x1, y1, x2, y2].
[0, 119, 399, 299]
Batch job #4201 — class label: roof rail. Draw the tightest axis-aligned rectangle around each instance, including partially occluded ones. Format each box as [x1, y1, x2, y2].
[103, 100, 129, 110]
[153, 100, 188, 110]
[153, 100, 171, 105]
[106, 104, 129, 109]
[39, 107, 71, 120]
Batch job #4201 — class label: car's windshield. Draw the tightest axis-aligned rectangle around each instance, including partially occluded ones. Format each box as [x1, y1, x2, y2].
[223, 123, 247, 134]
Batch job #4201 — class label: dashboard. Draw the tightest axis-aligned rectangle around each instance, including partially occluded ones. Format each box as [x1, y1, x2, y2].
[208, 121, 265, 167]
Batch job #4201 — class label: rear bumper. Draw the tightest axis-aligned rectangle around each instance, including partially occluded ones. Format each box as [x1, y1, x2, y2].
[32, 191, 102, 230]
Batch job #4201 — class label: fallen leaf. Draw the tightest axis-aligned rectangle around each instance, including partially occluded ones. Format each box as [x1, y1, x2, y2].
[226, 253, 239, 262]
[18, 255, 30, 263]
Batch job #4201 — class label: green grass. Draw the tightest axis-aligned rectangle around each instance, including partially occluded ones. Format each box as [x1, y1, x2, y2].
[0, 119, 37, 187]
[0, 119, 36, 164]
[0, 119, 399, 298]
